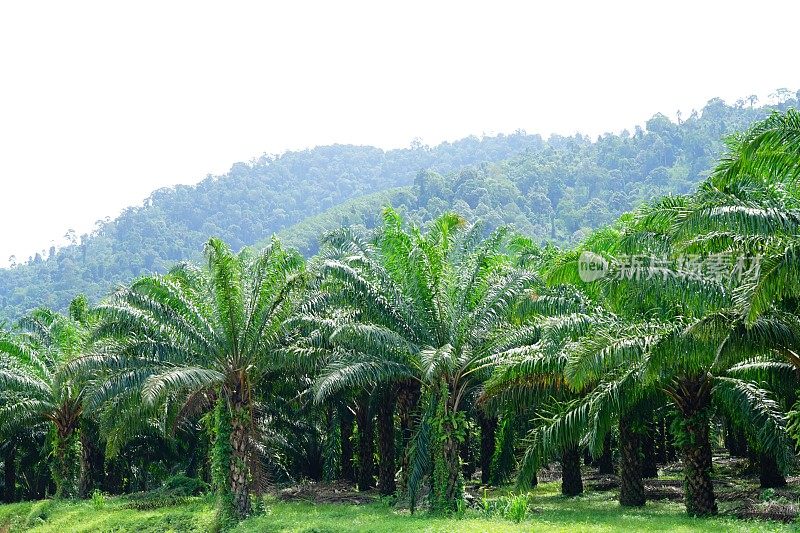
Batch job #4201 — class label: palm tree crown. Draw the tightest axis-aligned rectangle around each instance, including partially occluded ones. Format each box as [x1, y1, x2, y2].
[73, 237, 305, 521]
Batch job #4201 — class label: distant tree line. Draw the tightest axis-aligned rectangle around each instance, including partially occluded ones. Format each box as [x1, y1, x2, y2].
[1, 93, 798, 324]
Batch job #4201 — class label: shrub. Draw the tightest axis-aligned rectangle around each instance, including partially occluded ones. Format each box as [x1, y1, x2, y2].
[122, 474, 207, 511]
[480, 491, 534, 523]
[504, 493, 529, 523]
[91, 489, 106, 510]
[161, 474, 209, 497]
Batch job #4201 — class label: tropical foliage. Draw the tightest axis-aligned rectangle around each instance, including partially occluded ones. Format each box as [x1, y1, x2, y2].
[0, 297, 95, 499]
[1, 108, 800, 530]
[66, 238, 305, 523]
[296, 209, 539, 512]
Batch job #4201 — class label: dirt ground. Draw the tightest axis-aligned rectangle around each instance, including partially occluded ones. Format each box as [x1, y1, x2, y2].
[273, 455, 800, 523]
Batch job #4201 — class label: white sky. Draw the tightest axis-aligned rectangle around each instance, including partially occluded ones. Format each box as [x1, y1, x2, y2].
[1, 1, 799, 266]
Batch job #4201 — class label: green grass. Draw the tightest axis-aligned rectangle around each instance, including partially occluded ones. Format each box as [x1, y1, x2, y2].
[0, 496, 214, 532]
[0, 483, 793, 533]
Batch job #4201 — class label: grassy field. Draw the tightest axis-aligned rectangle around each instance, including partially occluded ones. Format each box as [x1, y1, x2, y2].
[0, 482, 794, 533]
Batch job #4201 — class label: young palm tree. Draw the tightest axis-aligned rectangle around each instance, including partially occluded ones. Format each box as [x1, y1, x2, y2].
[0, 297, 94, 498]
[299, 209, 539, 513]
[72, 238, 304, 522]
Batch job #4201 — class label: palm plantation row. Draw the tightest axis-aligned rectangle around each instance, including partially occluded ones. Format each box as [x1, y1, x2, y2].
[1, 111, 799, 527]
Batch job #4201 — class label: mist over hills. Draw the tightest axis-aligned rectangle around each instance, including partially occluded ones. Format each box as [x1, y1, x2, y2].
[1, 96, 796, 322]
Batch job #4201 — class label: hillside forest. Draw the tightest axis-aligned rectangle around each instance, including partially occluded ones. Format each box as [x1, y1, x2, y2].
[2, 94, 799, 323]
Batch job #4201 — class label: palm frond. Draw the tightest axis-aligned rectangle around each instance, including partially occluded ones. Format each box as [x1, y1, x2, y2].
[713, 376, 793, 471]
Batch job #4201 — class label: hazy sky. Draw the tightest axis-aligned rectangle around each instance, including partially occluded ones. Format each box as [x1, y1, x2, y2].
[1, 1, 799, 266]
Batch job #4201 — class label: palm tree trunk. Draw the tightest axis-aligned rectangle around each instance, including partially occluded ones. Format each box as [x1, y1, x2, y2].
[185, 428, 206, 480]
[355, 395, 374, 490]
[440, 429, 462, 509]
[677, 378, 717, 517]
[724, 421, 748, 458]
[339, 405, 355, 482]
[376, 388, 396, 495]
[641, 423, 658, 478]
[478, 412, 496, 485]
[303, 428, 324, 481]
[212, 394, 251, 525]
[460, 420, 475, 481]
[561, 444, 583, 497]
[429, 382, 464, 514]
[2, 443, 15, 503]
[665, 422, 677, 462]
[619, 416, 645, 507]
[396, 380, 419, 494]
[597, 434, 615, 475]
[583, 447, 594, 466]
[490, 416, 515, 485]
[139, 457, 148, 492]
[655, 417, 667, 464]
[78, 419, 104, 499]
[229, 408, 252, 518]
[759, 453, 786, 488]
[103, 456, 123, 494]
[123, 458, 132, 493]
[53, 426, 78, 499]
[322, 403, 338, 482]
[682, 416, 717, 516]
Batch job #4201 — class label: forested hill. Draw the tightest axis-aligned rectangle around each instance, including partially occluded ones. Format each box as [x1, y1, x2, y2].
[269, 97, 798, 255]
[1, 96, 797, 321]
[0, 134, 546, 320]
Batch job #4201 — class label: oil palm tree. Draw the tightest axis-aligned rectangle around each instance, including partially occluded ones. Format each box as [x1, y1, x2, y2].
[489, 201, 795, 516]
[0, 296, 94, 498]
[482, 228, 648, 502]
[594, 227, 792, 516]
[71, 237, 305, 522]
[481, 285, 609, 498]
[634, 109, 800, 361]
[628, 109, 800, 462]
[297, 209, 539, 513]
